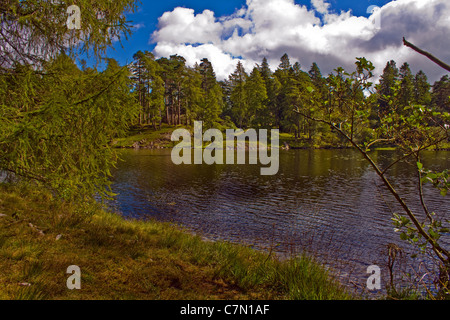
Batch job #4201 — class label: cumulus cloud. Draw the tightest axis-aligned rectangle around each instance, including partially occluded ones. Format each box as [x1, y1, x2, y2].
[311, 0, 331, 15]
[153, 8, 222, 44]
[151, 0, 450, 82]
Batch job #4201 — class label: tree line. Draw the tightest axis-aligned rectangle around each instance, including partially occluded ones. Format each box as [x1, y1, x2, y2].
[2, 44, 448, 200]
[130, 50, 450, 145]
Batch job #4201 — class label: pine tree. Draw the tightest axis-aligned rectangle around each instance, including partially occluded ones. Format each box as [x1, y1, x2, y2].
[274, 53, 296, 132]
[398, 62, 415, 109]
[170, 55, 187, 126]
[245, 67, 268, 128]
[259, 57, 272, 82]
[376, 60, 399, 115]
[414, 70, 431, 106]
[149, 74, 165, 129]
[309, 62, 327, 99]
[157, 56, 186, 126]
[131, 51, 147, 125]
[198, 58, 223, 128]
[292, 63, 316, 139]
[229, 61, 248, 128]
[143, 52, 165, 129]
[131, 51, 166, 128]
[431, 75, 450, 113]
[258, 57, 279, 128]
[279, 54, 292, 73]
[183, 66, 203, 126]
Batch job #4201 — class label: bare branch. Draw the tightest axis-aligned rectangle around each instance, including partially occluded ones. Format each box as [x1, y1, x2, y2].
[416, 155, 434, 224]
[403, 38, 450, 73]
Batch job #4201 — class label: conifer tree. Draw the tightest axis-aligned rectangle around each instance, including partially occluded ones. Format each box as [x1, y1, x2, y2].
[431, 75, 450, 113]
[229, 61, 248, 128]
[0, 1, 140, 200]
[258, 57, 279, 128]
[414, 70, 431, 106]
[0, 54, 139, 199]
[169, 55, 187, 126]
[274, 54, 297, 132]
[245, 67, 268, 128]
[398, 62, 415, 109]
[309, 62, 327, 98]
[184, 66, 203, 126]
[198, 58, 223, 128]
[377, 60, 399, 115]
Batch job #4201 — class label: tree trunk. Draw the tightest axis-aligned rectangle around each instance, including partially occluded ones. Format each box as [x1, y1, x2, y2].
[166, 96, 171, 125]
[178, 95, 181, 125]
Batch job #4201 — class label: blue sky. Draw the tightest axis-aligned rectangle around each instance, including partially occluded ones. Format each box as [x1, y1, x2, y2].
[106, 0, 392, 66]
[100, 0, 249, 65]
[90, 0, 449, 83]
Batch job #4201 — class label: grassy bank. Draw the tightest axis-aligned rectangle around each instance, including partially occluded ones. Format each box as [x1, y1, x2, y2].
[113, 125, 347, 150]
[114, 125, 450, 151]
[113, 125, 180, 149]
[0, 183, 352, 300]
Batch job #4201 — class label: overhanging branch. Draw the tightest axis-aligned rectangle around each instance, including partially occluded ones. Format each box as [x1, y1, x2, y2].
[403, 38, 450, 73]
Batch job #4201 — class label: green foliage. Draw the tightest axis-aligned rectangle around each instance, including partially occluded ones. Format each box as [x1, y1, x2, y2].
[197, 58, 224, 128]
[414, 70, 431, 106]
[0, 0, 138, 69]
[246, 67, 269, 128]
[0, 54, 139, 200]
[398, 62, 415, 110]
[295, 56, 450, 298]
[131, 51, 165, 128]
[125, 49, 448, 155]
[0, 0, 141, 202]
[229, 61, 249, 128]
[431, 75, 450, 114]
[376, 60, 399, 116]
[420, 166, 449, 197]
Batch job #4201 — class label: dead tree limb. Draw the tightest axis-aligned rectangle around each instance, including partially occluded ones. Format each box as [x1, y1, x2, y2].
[403, 37, 450, 73]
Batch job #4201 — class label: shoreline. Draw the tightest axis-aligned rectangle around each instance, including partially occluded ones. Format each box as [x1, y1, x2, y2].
[0, 183, 353, 300]
[113, 126, 450, 151]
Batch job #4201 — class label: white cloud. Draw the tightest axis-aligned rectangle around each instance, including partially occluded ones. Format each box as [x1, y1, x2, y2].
[154, 42, 248, 79]
[132, 23, 145, 30]
[311, 0, 331, 15]
[151, 0, 450, 83]
[153, 7, 223, 44]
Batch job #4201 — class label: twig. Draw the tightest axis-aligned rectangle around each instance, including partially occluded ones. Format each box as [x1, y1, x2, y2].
[416, 155, 434, 224]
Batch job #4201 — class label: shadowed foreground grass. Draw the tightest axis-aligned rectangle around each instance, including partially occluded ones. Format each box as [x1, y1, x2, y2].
[0, 183, 352, 300]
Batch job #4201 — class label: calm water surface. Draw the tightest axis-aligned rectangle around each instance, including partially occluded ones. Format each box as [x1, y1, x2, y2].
[110, 149, 449, 293]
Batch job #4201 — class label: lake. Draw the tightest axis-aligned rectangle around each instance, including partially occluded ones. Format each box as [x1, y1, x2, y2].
[110, 148, 450, 295]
